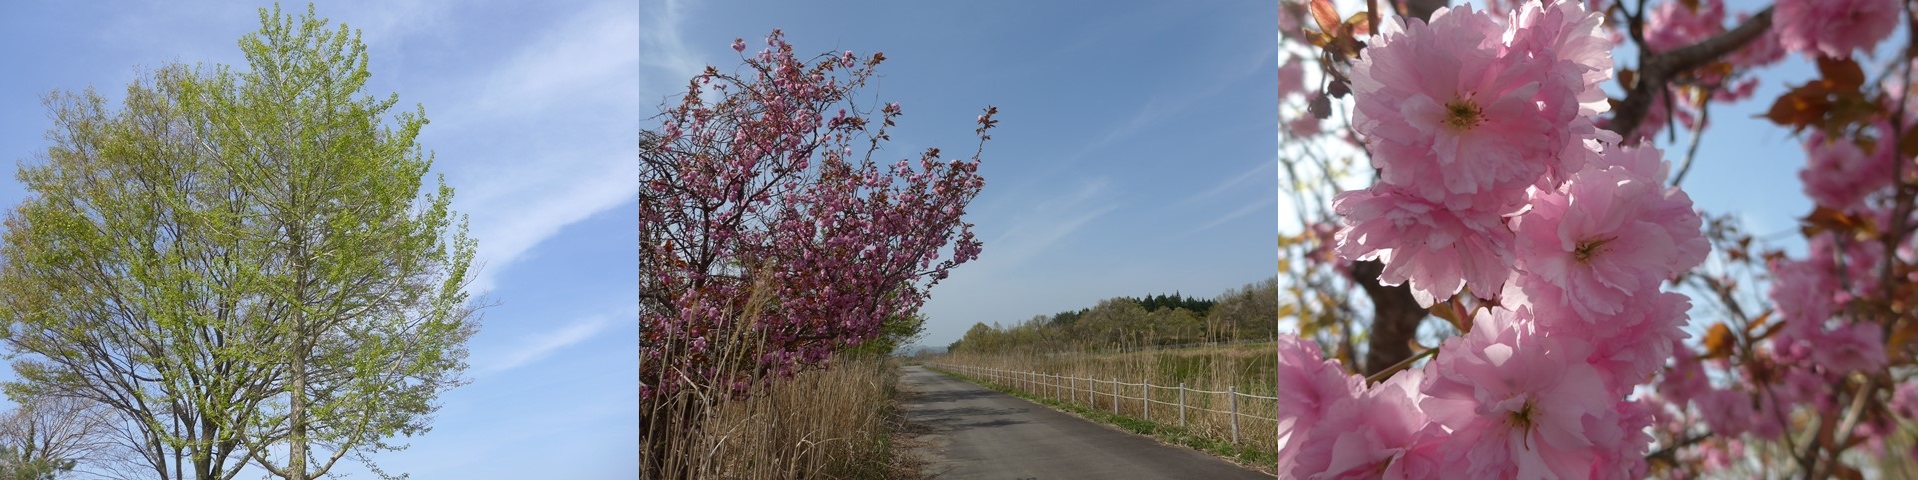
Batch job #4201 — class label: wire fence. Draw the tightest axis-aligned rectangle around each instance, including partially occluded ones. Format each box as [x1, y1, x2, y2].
[924, 362, 1280, 448]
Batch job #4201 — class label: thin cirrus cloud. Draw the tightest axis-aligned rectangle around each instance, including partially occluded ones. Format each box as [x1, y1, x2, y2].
[481, 315, 617, 375]
[422, 1, 640, 293]
[975, 177, 1119, 271]
[1197, 196, 1279, 233]
[1186, 160, 1278, 233]
[640, 0, 706, 98]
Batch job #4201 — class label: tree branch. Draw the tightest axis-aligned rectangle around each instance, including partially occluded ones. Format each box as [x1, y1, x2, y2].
[1608, 7, 1774, 139]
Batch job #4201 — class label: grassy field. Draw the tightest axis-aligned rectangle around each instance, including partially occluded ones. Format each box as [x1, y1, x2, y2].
[928, 341, 1280, 471]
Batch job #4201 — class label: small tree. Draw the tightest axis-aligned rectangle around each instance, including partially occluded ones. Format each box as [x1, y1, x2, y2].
[0, 446, 69, 480]
[0, 395, 112, 478]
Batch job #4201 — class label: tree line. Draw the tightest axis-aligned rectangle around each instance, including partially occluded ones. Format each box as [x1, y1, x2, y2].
[947, 278, 1278, 354]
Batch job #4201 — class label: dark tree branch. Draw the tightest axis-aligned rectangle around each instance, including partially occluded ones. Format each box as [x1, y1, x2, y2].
[1609, 7, 1774, 139]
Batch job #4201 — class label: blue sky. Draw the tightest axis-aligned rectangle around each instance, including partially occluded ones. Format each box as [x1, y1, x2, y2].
[0, 1, 636, 478]
[644, 0, 1281, 349]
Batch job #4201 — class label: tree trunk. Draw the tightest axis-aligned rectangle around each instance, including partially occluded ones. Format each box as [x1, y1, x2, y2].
[1351, 260, 1427, 376]
[290, 317, 307, 480]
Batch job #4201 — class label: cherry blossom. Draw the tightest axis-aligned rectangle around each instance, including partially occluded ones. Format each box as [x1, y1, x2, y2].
[1333, 185, 1515, 307]
[1775, 0, 1900, 58]
[1504, 0, 1614, 116]
[1799, 128, 1894, 211]
[1418, 308, 1626, 479]
[1350, 4, 1580, 212]
[1290, 370, 1442, 480]
[1274, 336, 1367, 471]
[1513, 154, 1706, 322]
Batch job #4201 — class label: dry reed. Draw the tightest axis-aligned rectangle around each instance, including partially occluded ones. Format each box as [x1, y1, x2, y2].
[643, 271, 913, 479]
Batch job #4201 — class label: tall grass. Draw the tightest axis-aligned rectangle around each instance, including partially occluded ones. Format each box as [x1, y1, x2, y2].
[645, 351, 910, 479]
[935, 342, 1280, 467]
[642, 275, 915, 479]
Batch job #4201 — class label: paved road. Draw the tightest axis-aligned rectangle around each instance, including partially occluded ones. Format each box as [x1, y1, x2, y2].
[899, 365, 1271, 480]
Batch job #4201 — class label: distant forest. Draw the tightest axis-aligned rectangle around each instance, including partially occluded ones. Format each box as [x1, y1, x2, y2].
[947, 278, 1278, 354]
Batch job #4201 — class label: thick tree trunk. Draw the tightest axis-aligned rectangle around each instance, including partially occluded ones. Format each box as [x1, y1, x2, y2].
[1351, 260, 1427, 376]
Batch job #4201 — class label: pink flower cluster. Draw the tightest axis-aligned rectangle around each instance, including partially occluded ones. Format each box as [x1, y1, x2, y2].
[1289, 3, 1710, 477]
[1800, 125, 1896, 211]
[1775, 0, 1899, 59]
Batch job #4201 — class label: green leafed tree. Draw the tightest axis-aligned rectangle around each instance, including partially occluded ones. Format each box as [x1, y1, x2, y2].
[0, 4, 478, 480]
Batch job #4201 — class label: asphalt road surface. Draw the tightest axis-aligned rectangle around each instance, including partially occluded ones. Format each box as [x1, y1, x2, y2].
[899, 365, 1271, 480]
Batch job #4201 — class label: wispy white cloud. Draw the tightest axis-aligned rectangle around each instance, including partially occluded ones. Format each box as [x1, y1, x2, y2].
[1195, 196, 1277, 232]
[481, 315, 615, 374]
[421, 0, 639, 293]
[474, 9, 636, 117]
[977, 178, 1117, 270]
[639, 0, 707, 104]
[1179, 159, 1274, 207]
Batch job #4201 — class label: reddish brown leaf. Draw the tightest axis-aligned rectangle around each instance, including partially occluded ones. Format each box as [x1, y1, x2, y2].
[1309, 0, 1340, 34]
[1822, 92, 1883, 134]
[1764, 83, 1834, 131]
[1817, 56, 1865, 92]
[1801, 205, 1875, 239]
[1703, 323, 1735, 359]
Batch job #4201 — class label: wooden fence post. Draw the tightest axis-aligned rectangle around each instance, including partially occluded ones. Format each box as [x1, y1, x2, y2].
[1178, 383, 1187, 428]
[1142, 379, 1150, 420]
[1111, 377, 1119, 414]
[1229, 386, 1240, 444]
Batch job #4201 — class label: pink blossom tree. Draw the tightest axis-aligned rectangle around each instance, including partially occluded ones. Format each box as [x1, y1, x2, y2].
[639, 29, 994, 452]
[1283, 0, 1918, 476]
